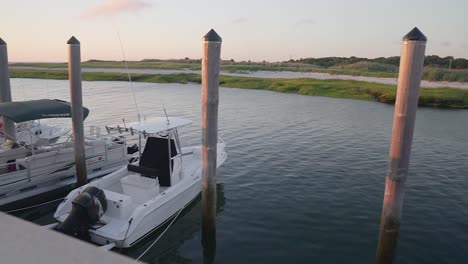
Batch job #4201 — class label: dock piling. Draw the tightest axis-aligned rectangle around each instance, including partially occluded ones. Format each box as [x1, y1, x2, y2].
[67, 36, 88, 186]
[201, 29, 222, 262]
[0, 38, 16, 141]
[376, 27, 427, 264]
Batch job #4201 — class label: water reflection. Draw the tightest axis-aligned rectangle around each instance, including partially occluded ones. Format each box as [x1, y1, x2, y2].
[9, 79, 468, 263]
[123, 183, 226, 263]
[201, 183, 225, 264]
[202, 224, 216, 264]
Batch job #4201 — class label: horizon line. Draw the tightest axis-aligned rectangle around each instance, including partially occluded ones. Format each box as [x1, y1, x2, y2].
[7, 54, 467, 64]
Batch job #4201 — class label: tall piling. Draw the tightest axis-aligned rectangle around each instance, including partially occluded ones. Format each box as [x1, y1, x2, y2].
[67, 36, 88, 186]
[376, 27, 427, 264]
[201, 29, 222, 263]
[0, 38, 16, 141]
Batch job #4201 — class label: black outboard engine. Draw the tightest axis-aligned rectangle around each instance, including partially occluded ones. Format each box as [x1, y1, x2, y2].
[57, 186, 107, 241]
[127, 144, 139, 155]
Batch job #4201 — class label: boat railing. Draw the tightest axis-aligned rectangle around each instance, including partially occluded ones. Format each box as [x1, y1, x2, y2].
[0, 142, 126, 176]
[178, 151, 193, 157]
[0, 140, 128, 196]
[102, 125, 136, 137]
[89, 126, 103, 138]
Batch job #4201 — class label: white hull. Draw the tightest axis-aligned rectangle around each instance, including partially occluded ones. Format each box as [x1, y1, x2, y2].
[95, 177, 201, 248]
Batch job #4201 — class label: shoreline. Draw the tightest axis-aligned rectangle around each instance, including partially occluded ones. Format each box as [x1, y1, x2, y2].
[10, 66, 468, 90]
[9, 68, 468, 109]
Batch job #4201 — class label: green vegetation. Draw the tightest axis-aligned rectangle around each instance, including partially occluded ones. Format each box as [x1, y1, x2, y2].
[296, 55, 468, 69]
[10, 68, 468, 109]
[9, 69, 201, 83]
[11, 55, 468, 82]
[302, 55, 468, 82]
[11, 59, 201, 70]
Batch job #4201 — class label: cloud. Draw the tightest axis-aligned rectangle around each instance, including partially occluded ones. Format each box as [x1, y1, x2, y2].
[232, 17, 248, 24]
[461, 42, 468, 48]
[80, 0, 151, 19]
[441, 41, 452, 47]
[296, 18, 316, 26]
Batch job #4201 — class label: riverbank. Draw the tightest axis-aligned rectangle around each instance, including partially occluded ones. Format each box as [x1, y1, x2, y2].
[10, 60, 468, 82]
[10, 69, 468, 109]
[11, 66, 468, 89]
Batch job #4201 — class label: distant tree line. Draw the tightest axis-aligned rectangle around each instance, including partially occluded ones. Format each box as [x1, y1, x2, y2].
[85, 55, 468, 70]
[291, 55, 468, 69]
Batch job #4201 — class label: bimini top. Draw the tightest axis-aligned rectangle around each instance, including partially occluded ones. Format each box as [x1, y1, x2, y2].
[0, 99, 90, 123]
[121, 117, 192, 134]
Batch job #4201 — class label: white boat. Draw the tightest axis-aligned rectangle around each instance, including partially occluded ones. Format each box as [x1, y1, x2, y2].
[0, 119, 70, 147]
[0, 99, 130, 209]
[1, 120, 70, 146]
[53, 117, 227, 248]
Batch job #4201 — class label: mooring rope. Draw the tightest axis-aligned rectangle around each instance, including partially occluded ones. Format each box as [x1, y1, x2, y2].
[135, 206, 185, 261]
[3, 197, 64, 213]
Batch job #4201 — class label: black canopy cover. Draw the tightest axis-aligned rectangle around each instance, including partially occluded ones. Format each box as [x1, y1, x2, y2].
[0, 99, 89, 123]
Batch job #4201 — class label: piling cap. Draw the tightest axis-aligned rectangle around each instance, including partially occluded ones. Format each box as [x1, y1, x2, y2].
[403, 27, 427, 41]
[203, 29, 222, 42]
[0, 37, 6, 46]
[67, 36, 80, 45]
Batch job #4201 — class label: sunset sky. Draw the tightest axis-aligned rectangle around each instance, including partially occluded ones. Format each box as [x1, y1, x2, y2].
[1, 0, 467, 62]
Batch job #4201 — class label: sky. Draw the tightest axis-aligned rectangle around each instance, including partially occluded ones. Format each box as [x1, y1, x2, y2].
[1, 0, 467, 62]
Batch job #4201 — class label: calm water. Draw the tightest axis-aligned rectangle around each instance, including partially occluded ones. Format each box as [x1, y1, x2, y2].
[10, 78, 468, 263]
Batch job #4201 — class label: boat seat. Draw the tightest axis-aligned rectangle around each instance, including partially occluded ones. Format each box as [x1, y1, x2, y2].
[103, 190, 132, 219]
[127, 164, 159, 178]
[120, 174, 159, 204]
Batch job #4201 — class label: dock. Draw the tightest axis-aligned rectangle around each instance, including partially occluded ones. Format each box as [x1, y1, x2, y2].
[0, 212, 138, 264]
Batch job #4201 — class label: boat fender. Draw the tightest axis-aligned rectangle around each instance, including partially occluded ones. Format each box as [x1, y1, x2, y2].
[57, 186, 107, 241]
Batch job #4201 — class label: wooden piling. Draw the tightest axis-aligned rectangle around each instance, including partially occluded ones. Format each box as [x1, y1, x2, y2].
[201, 29, 222, 260]
[376, 27, 427, 264]
[67, 36, 88, 186]
[0, 38, 16, 141]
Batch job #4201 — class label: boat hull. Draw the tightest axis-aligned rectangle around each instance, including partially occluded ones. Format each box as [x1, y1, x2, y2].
[91, 179, 202, 248]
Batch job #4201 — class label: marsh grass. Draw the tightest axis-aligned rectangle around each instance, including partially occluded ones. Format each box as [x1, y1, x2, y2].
[11, 60, 468, 82]
[10, 69, 468, 109]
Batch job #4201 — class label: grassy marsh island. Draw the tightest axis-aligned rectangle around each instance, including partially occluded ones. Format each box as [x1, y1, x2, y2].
[11, 55, 468, 82]
[10, 68, 468, 109]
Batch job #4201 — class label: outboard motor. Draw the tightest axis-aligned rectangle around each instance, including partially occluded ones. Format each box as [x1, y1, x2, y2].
[57, 186, 107, 241]
[127, 144, 139, 155]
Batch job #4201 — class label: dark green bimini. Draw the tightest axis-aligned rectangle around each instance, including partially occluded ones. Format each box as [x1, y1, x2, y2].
[0, 99, 89, 123]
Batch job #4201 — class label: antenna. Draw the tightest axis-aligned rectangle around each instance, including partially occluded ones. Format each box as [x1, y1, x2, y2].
[117, 31, 141, 123]
[163, 105, 170, 125]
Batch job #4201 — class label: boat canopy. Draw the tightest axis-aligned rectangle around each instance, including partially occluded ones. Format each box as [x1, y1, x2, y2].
[0, 99, 89, 123]
[119, 117, 192, 134]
